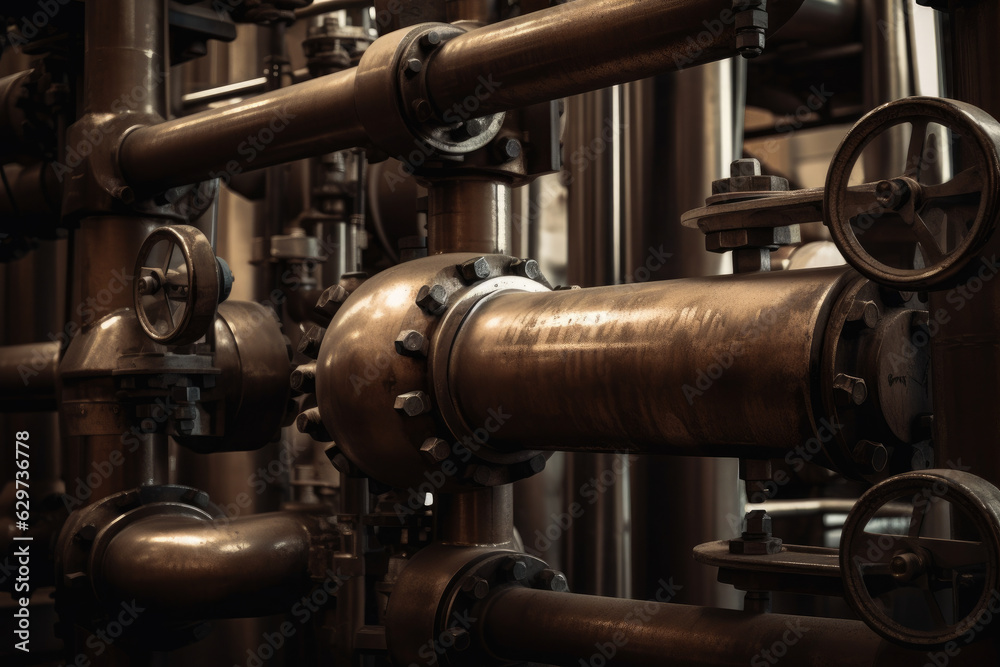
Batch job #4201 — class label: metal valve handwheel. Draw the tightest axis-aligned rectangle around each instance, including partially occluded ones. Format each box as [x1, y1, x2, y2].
[134, 225, 230, 346]
[825, 97, 1000, 290]
[840, 469, 1000, 648]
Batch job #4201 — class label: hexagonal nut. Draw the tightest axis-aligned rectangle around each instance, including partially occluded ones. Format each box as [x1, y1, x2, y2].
[420, 437, 451, 463]
[394, 391, 432, 417]
[728, 536, 783, 555]
[460, 575, 490, 600]
[538, 568, 570, 593]
[512, 258, 542, 280]
[395, 330, 429, 357]
[743, 509, 771, 536]
[833, 373, 868, 406]
[502, 555, 528, 581]
[731, 158, 761, 178]
[459, 256, 492, 283]
[415, 284, 448, 314]
[852, 440, 889, 473]
[736, 29, 766, 56]
[315, 284, 350, 318]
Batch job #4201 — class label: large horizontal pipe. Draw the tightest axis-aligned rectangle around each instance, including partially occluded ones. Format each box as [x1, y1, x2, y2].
[447, 267, 853, 458]
[0, 341, 60, 411]
[481, 587, 996, 666]
[95, 511, 314, 617]
[119, 0, 804, 191]
[425, 0, 805, 117]
[119, 68, 362, 191]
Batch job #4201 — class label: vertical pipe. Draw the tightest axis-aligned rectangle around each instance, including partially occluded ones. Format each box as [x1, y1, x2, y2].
[861, 0, 914, 182]
[435, 485, 515, 547]
[633, 59, 745, 610]
[70, 0, 170, 503]
[929, 1, 1000, 490]
[426, 179, 512, 255]
[563, 85, 632, 598]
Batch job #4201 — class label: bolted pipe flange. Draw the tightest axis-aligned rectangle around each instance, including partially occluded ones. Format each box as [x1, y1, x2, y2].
[313, 254, 551, 492]
[354, 23, 504, 160]
[55, 486, 224, 646]
[386, 545, 567, 667]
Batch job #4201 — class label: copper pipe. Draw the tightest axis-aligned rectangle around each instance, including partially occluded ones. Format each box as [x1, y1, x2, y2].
[480, 586, 994, 666]
[447, 267, 854, 458]
[96, 512, 313, 617]
[118, 0, 804, 191]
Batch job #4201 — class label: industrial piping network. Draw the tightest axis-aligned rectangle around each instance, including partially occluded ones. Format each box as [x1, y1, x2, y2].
[2, 0, 1000, 665]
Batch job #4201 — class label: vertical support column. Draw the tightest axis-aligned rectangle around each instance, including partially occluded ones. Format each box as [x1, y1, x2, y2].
[69, 0, 171, 501]
[426, 178, 513, 255]
[929, 1, 1000, 489]
[563, 85, 632, 598]
[632, 58, 745, 609]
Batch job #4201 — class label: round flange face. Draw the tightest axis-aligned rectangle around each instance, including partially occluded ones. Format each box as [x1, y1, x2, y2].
[133, 225, 220, 345]
[310, 253, 552, 492]
[819, 276, 932, 483]
[825, 97, 1000, 291]
[840, 469, 1000, 648]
